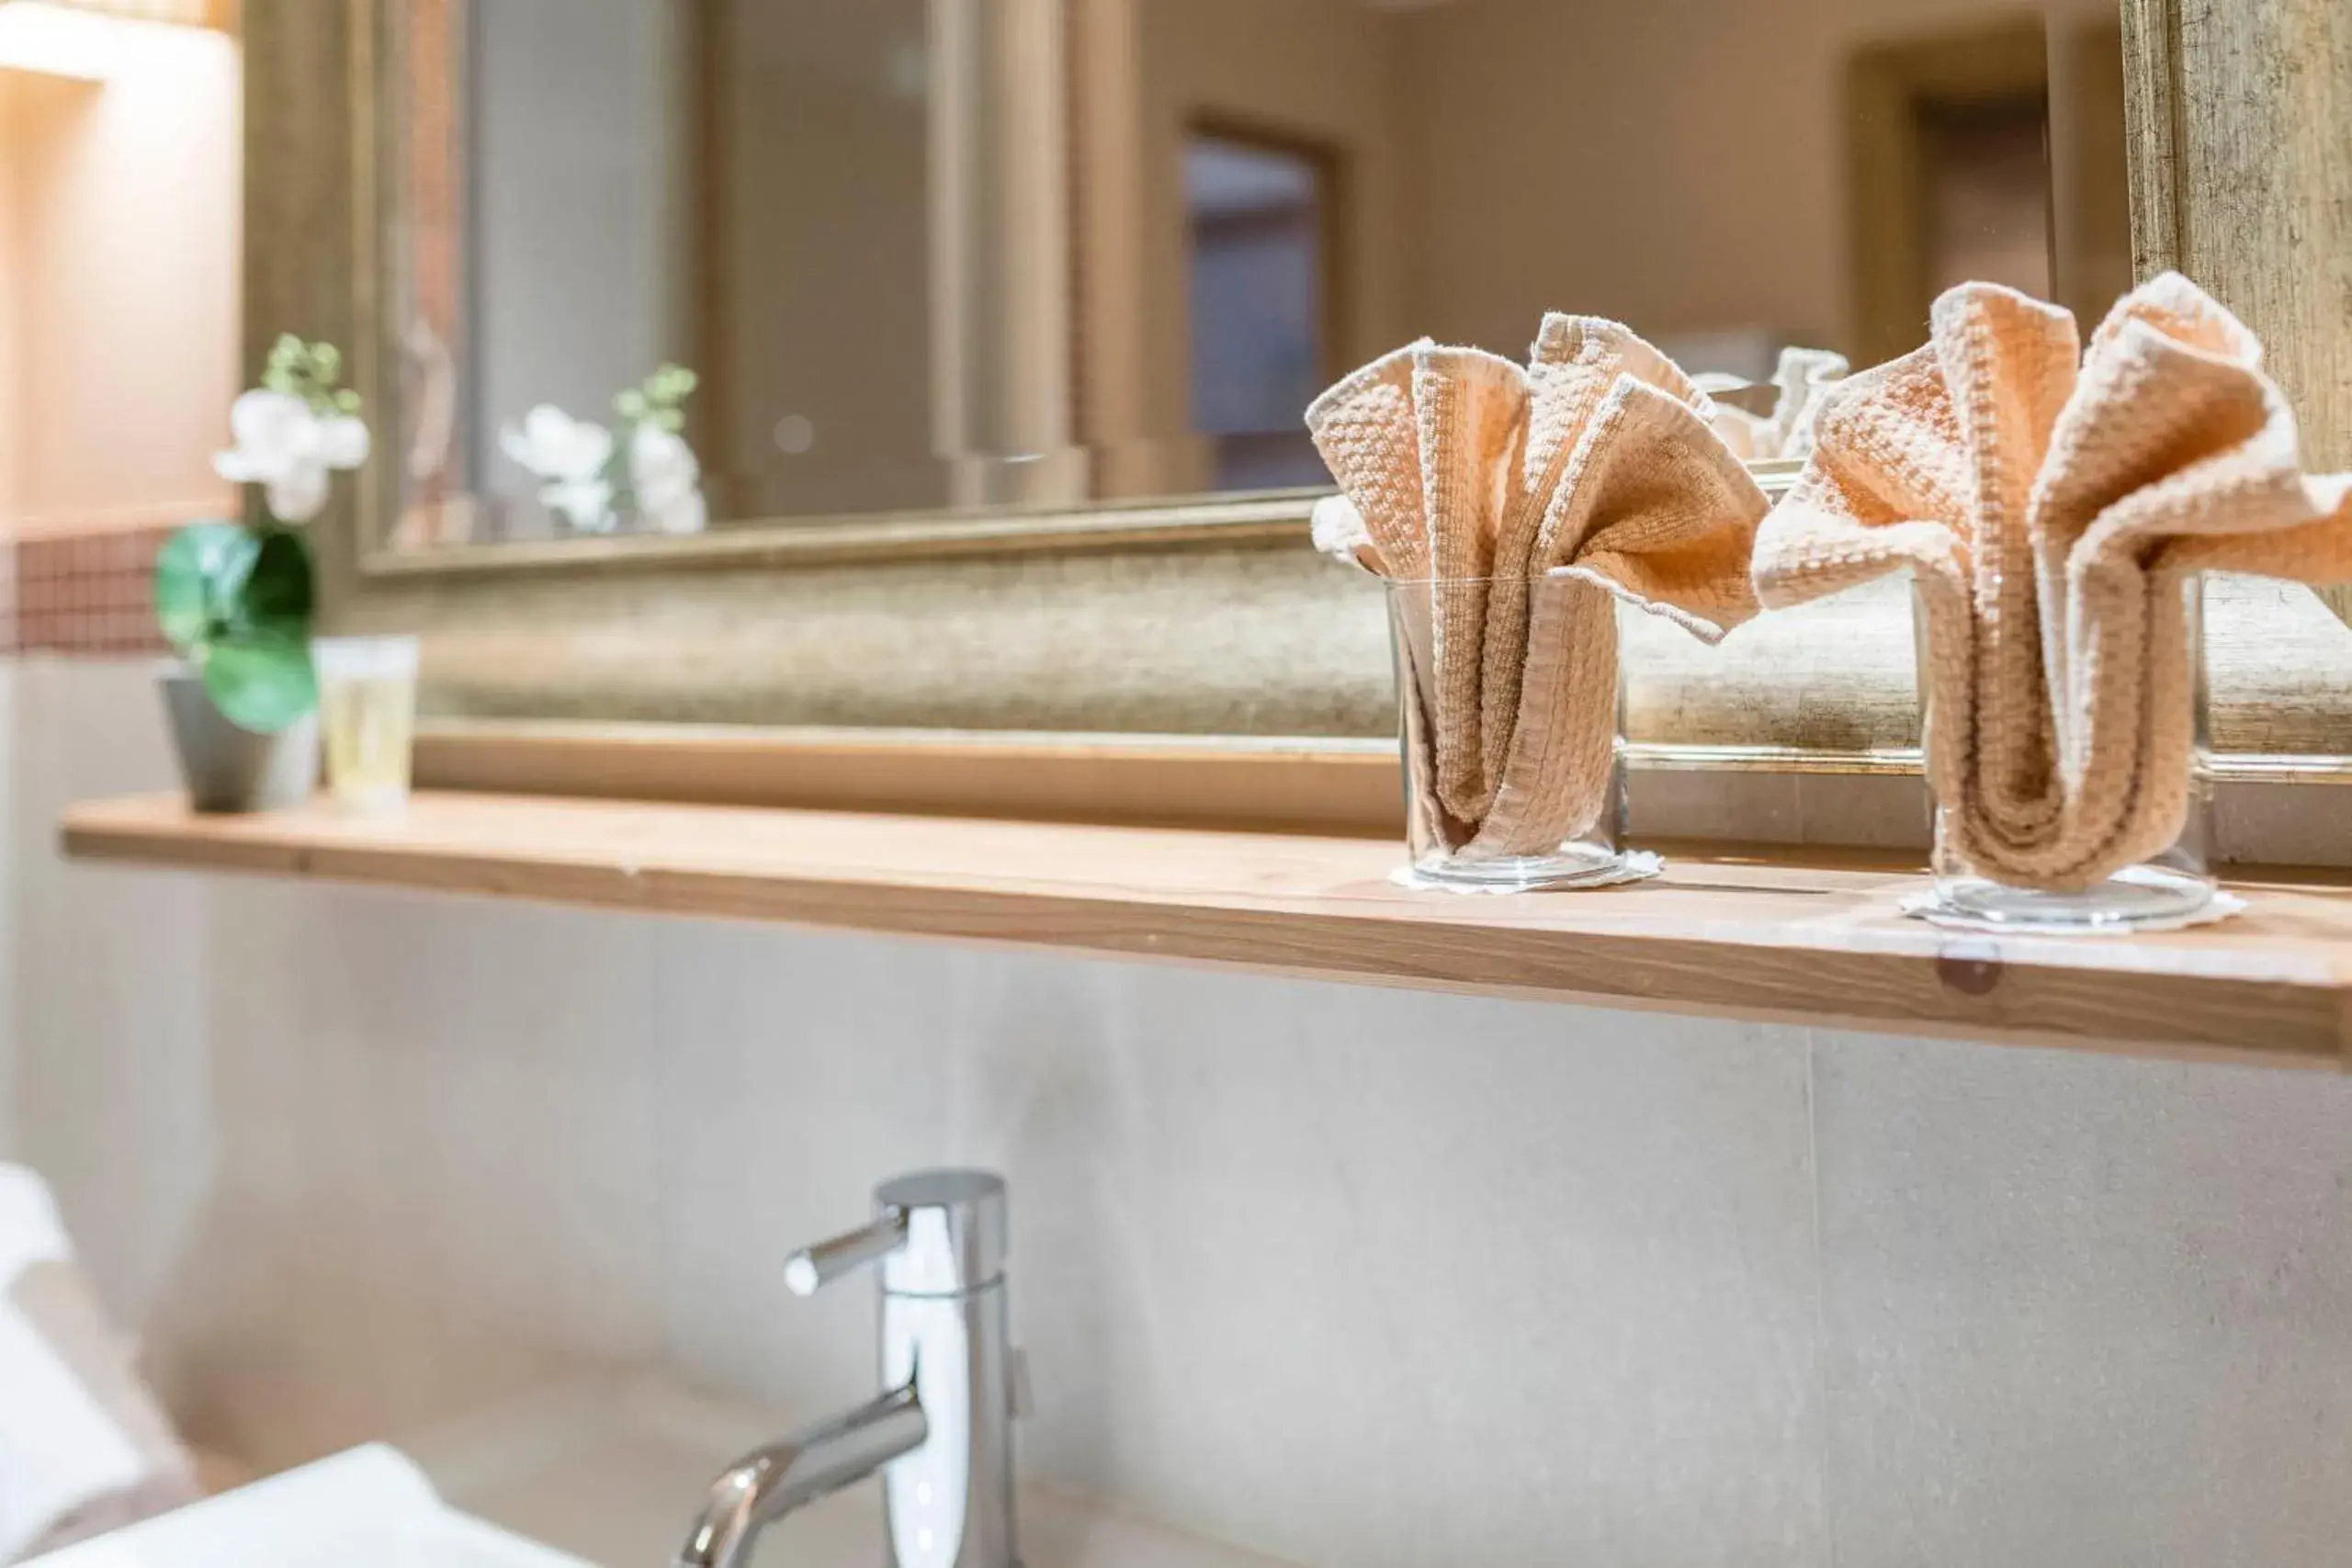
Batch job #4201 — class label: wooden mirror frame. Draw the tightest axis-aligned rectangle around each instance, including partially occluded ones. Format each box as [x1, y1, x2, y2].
[245, 0, 2352, 813]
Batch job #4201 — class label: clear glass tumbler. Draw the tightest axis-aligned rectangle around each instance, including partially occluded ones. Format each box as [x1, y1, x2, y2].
[1914, 574, 2215, 932]
[1387, 576, 1634, 891]
[313, 634, 421, 814]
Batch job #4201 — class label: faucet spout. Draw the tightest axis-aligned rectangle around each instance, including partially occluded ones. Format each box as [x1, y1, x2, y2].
[675, 1382, 928, 1568]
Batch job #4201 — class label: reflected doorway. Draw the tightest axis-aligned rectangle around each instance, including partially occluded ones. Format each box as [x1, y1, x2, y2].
[1183, 130, 1339, 492]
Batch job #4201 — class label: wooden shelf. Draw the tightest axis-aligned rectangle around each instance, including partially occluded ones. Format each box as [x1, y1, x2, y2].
[60, 792, 2352, 1070]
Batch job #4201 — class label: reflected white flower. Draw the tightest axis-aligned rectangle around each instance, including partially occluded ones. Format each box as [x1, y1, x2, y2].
[501, 404, 612, 483]
[214, 389, 371, 524]
[502, 405, 617, 533]
[629, 423, 707, 536]
[648, 486, 707, 536]
[543, 479, 617, 534]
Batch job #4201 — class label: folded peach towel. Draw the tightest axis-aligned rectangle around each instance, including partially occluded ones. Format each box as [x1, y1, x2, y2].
[1307, 318, 1767, 859]
[1753, 273, 2352, 890]
[1698, 346, 1850, 462]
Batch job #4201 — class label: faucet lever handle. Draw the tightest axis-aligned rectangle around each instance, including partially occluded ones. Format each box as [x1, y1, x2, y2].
[783, 1208, 909, 1297]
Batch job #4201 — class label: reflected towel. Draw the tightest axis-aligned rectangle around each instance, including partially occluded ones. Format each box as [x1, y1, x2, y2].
[1697, 345, 1850, 463]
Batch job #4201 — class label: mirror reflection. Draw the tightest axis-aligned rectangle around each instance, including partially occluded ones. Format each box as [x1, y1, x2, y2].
[382, 0, 2129, 552]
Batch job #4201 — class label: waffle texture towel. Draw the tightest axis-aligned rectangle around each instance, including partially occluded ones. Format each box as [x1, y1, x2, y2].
[1752, 273, 2352, 890]
[1308, 318, 1767, 859]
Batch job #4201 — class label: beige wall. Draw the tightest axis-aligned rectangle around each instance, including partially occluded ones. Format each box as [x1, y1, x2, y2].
[1080, 0, 2121, 482]
[707, 0, 940, 519]
[1398, 0, 2122, 361]
[0, 79, 21, 526]
[0, 24, 240, 535]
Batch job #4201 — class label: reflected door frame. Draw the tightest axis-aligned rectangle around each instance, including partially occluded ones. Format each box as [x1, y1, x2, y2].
[1181, 114, 1351, 495]
[1845, 15, 2132, 367]
[1846, 18, 2052, 367]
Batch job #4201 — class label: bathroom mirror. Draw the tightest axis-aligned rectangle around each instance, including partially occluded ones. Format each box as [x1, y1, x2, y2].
[249, 0, 2352, 790]
[368, 0, 2132, 558]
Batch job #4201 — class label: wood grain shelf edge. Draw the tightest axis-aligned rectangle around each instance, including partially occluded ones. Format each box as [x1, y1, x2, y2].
[58, 793, 2352, 1071]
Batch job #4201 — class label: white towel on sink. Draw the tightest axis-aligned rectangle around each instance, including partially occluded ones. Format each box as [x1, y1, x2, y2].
[0, 1167, 198, 1562]
[0, 1168, 74, 1286]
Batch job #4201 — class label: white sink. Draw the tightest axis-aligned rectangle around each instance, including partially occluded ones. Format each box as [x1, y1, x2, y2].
[24, 1376, 1297, 1568]
[396, 1374, 1302, 1568]
[21, 1446, 598, 1568]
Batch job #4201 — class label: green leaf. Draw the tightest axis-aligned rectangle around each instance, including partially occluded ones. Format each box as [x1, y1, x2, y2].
[201, 631, 316, 733]
[154, 520, 313, 689]
[154, 521, 257, 653]
[241, 526, 315, 633]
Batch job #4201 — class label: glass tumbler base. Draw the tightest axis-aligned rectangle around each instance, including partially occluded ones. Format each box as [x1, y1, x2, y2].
[1399, 844, 1653, 894]
[1922, 863, 2216, 934]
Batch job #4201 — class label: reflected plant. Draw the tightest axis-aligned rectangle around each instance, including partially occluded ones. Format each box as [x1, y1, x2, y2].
[501, 364, 707, 536]
[159, 336, 368, 732]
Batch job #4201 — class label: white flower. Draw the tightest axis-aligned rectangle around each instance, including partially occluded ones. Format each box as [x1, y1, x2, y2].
[502, 405, 616, 533]
[629, 423, 707, 535]
[213, 389, 371, 524]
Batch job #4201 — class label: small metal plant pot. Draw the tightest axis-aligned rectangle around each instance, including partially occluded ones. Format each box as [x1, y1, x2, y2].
[157, 664, 318, 813]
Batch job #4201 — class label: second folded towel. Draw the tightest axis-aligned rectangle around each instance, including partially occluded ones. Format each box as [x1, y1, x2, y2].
[1752, 271, 2352, 891]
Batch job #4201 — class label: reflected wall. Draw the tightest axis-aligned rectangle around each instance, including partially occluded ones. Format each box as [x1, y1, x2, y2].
[383, 0, 2127, 551]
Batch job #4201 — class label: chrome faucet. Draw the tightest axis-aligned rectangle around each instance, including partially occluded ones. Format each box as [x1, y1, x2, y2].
[676, 1170, 1021, 1568]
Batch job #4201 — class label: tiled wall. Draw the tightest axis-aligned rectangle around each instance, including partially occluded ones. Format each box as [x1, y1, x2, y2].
[9, 660, 2352, 1567]
[1, 526, 173, 658]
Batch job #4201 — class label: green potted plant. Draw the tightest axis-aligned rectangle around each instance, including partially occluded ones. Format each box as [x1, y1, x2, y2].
[156, 336, 368, 812]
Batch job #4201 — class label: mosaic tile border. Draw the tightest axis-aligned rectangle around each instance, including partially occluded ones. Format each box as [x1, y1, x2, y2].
[3, 525, 173, 658]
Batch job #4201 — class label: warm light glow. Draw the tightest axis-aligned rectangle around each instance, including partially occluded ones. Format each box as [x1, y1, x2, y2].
[0, 0, 216, 81]
[34, 0, 219, 24]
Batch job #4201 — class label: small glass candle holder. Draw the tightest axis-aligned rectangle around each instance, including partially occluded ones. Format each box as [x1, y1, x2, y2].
[1913, 574, 2217, 932]
[1387, 576, 1637, 891]
[313, 635, 420, 814]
